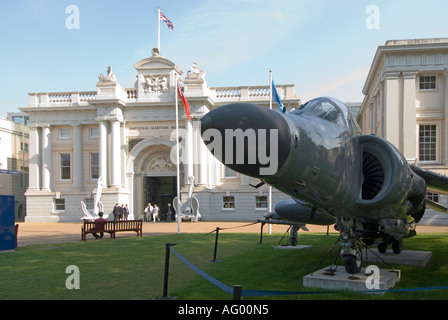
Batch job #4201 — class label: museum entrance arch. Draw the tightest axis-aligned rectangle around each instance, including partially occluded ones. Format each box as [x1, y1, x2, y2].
[127, 138, 183, 220]
[144, 176, 176, 221]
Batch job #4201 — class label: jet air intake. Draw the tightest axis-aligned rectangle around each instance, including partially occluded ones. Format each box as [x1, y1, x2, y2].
[200, 103, 293, 178]
[362, 152, 385, 200]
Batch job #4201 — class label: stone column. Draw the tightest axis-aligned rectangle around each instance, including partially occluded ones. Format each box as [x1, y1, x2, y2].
[28, 125, 41, 190]
[444, 71, 448, 163]
[41, 125, 52, 191]
[99, 121, 108, 186]
[110, 119, 121, 188]
[383, 72, 400, 149]
[73, 124, 84, 190]
[184, 120, 194, 181]
[402, 72, 417, 161]
[194, 120, 208, 185]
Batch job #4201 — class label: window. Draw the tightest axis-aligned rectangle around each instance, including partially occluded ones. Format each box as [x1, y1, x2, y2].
[21, 143, 29, 152]
[54, 199, 65, 211]
[223, 166, 237, 179]
[59, 128, 71, 139]
[419, 125, 437, 162]
[84, 198, 94, 211]
[419, 75, 436, 90]
[426, 192, 439, 203]
[255, 196, 268, 209]
[90, 127, 99, 139]
[90, 153, 99, 180]
[60, 153, 71, 180]
[223, 196, 235, 210]
[309, 101, 345, 127]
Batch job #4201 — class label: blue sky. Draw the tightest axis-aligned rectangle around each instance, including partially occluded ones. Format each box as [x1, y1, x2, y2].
[1, 0, 448, 117]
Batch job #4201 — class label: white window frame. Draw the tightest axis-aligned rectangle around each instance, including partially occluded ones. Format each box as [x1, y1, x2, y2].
[59, 128, 71, 140]
[222, 166, 237, 179]
[54, 198, 66, 212]
[419, 75, 437, 91]
[418, 123, 439, 164]
[59, 153, 71, 181]
[222, 196, 235, 211]
[255, 196, 268, 210]
[90, 153, 99, 180]
[90, 127, 99, 139]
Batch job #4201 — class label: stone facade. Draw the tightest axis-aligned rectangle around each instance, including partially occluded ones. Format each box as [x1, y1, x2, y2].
[20, 50, 300, 222]
[359, 38, 448, 211]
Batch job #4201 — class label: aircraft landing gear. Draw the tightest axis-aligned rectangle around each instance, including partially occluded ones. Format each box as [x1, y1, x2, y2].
[339, 217, 364, 274]
[378, 236, 402, 254]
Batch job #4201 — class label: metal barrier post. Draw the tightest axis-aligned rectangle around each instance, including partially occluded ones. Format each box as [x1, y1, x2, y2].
[209, 227, 220, 262]
[162, 243, 171, 297]
[233, 285, 243, 300]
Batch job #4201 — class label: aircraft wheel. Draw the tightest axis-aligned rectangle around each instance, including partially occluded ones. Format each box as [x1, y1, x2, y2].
[344, 249, 362, 274]
[290, 236, 298, 247]
[377, 241, 388, 254]
[392, 238, 402, 254]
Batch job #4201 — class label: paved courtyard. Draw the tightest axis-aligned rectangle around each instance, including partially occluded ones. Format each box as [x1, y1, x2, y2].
[14, 221, 448, 247]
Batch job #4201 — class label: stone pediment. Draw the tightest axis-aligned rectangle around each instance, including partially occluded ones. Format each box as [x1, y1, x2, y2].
[134, 49, 182, 74]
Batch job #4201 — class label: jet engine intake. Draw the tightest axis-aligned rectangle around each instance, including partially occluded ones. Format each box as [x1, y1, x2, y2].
[358, 135, 396, 203]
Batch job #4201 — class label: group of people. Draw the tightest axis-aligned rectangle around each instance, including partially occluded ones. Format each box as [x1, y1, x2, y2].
[144, 202, 175, 222]
[112, 203, 130, 221]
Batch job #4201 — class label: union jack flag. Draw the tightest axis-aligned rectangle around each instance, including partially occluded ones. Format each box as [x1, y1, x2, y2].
[160, 11, 174, 30]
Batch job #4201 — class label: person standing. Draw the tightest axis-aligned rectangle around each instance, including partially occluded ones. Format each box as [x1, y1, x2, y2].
[152, 204, 159, 222]
[113, 203, 121, 221]
[144, 202, 153, 222]
[167, 203, 174, 222]
[123, 204, 129, 220]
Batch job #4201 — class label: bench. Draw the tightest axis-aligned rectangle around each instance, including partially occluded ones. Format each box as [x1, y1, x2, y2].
[82, 219, 143, 241]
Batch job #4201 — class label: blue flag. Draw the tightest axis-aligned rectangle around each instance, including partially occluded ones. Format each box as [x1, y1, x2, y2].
[272, 80, 285, 113]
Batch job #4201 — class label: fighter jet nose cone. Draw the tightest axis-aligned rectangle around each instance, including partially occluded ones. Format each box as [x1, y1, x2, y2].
[200, 103, 292, 178]
[200, 114, 213, 135]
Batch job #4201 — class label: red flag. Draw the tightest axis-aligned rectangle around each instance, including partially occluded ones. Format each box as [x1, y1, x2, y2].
[177, 82, 191, 120]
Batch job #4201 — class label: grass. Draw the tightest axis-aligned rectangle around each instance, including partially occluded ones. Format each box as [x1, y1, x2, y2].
[1, 231, 448, 300]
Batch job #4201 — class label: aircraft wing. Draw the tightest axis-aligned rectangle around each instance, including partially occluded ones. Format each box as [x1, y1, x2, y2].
[425, 198, 448, 214]
[410, 165, 448, 214]
[410, 165, 448, 196]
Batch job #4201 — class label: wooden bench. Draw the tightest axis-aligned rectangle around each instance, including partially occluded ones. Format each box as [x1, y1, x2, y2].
[82, 219, 143, 241]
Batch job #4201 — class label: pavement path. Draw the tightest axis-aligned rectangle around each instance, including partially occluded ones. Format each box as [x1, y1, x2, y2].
[14, 221, 448, 247]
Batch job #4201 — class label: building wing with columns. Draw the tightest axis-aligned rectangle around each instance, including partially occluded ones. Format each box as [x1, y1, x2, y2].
[20, 50, 300, 222]
[359, 38, 448, 208]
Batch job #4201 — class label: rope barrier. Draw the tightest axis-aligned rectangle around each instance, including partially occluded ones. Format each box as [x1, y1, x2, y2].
[164, 242, 448, 298]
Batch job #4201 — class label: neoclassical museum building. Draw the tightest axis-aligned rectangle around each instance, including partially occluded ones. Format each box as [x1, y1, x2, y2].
[21, 49, 300, 222]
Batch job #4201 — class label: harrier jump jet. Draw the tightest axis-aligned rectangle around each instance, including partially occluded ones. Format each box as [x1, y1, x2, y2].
[200, 97, 448, 274]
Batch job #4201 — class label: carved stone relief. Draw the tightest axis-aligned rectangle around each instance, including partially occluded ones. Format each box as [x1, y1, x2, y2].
[145, 151, 176, 176]
[141, 75, 169, 94]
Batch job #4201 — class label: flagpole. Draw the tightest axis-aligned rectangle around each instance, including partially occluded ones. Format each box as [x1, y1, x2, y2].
[157, 7, 161, 52]
[268, 70, 273, 235]
[175, 75, 181, 235]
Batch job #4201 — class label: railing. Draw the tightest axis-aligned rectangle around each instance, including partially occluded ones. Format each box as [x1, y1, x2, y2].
[28, 84, 296, 108]
[30, 91, 97, 107]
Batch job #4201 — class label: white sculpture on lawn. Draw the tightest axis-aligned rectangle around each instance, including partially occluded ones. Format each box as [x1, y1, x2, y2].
[81, 177, 109, 220]
[173, 176, 201, 222]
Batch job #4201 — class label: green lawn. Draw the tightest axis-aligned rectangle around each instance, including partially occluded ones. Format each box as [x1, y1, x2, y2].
[1, 231, 448, 300]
